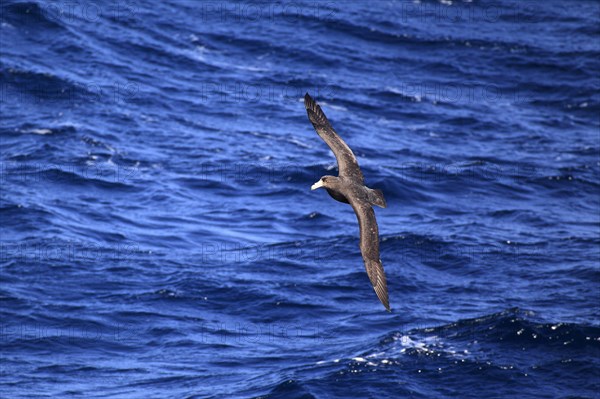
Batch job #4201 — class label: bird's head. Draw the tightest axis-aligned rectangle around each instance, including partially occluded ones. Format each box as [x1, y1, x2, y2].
[311, 175, 337, 191]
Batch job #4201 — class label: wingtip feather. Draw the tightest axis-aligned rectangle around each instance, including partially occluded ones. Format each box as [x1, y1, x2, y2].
[377, 288, 391, 312]
[304, 92, 314, 109]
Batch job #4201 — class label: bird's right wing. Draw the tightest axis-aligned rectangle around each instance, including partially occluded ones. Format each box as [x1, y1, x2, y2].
[304, 93, 364, 183]
[349, 197, 390, 311]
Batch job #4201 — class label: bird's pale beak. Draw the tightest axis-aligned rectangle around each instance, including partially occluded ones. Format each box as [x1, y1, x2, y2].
[311, 180, 324, 190]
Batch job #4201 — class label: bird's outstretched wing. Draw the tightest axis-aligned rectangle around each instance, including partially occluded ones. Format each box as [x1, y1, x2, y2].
[304, 93, 364, 183]
[349, 197, 390, 311]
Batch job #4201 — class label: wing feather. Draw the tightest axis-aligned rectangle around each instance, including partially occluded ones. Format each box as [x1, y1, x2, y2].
[349, 198, 390, 311]
[304, 93, 364, 182]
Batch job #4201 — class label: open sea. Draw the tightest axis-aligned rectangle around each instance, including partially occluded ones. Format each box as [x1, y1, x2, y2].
[1, 0, 599, 398]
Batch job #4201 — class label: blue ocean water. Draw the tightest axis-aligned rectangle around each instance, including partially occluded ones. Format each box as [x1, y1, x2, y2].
[1, 0, 599, 397]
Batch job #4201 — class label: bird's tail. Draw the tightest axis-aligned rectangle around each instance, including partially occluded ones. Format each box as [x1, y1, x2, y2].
[367, 188, 387, 208]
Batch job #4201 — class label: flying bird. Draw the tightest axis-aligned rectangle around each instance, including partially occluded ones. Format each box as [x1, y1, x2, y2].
[304, 93, 390, 312]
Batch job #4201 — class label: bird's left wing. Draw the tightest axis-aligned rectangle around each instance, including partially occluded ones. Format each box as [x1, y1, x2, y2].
[349, 197, 390, 311]
[304, 93, 364, 183]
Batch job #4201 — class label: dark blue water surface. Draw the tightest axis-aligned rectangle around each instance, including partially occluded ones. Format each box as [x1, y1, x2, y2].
[1, 0, 599, 398]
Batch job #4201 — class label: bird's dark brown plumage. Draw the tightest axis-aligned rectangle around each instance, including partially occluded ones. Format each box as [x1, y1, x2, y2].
[304, 93, 364, 183]
[304, 93, 390, 312]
